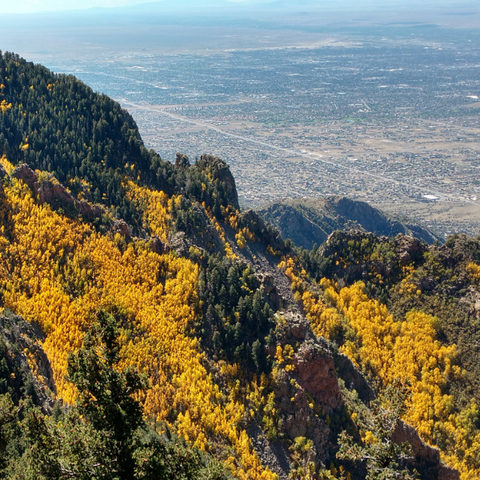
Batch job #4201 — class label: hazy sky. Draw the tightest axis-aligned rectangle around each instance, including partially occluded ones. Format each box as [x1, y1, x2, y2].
[0, 0, 155, 14]
[0, 0, 473, 15]
[0, 0, 249, 14]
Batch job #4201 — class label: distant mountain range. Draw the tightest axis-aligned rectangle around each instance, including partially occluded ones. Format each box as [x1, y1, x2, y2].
[6, 0, 477, 17]
[89, 0, 480, 13]
[257, 196, 440, 250]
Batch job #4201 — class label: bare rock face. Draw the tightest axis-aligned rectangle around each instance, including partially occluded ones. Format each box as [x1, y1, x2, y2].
[395, 234, 422, 265]
[175, 152, 190, 169]
[168, 231, 189, 256]
[393, 421, 440, 464]
[246, 303, 348, 473]
[150, 235, 169, 255]
[285, 312, 311, 342]
[274, 367, 331, 466]
[112, 219, 131, 238]
[333, 351, 375, 404]
[10, 162, 107, 220]
[76, 200, 106, 219]
[293, 341, 343, 413]
[0, 313, 56, 411]
[247, 420, 291, 480]
[36, 178, 76, 207]
[461, 285, 480, 320]
[258, 273, 283, 311]
[271, 330, 344, 469]
[12, 163, 38, 189]
[393, 421, 460, 480]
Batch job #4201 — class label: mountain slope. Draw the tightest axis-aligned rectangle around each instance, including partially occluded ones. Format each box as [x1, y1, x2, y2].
[0, 51, 478, 480]
[258, 196, 440, 250]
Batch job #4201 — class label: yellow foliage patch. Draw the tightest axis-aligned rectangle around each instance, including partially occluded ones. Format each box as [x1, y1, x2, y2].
[0, 99, 12, 113]
[124, 181, 172, 241]
[466, 262, 480, 283]
[277, 254, 479, 479]
[0, 174, 277, 480]
[310, 280, 476, 479]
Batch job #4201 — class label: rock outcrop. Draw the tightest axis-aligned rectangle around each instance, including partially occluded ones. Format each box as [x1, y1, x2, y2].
[393, 421, 460, 480]
[0, 312, 55, 411]
[271, 315, 344, 469]
[333, 351, 376, 404]
[197, 154, 240, 211]
[149, 235, 169, 255]
[293, 341, 343, 413]
[175, 152, 190, 169]
[11, 163, 107, 221]
[395, 234, 423, 265]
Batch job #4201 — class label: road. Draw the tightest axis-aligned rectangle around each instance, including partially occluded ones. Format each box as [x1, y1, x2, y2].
[123, 100, 477, 206]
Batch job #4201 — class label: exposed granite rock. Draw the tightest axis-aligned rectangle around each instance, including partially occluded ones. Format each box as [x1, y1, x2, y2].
[286, 312, 312, 342]
[258, 272, 283, 311]
[11, 163, 107, 220]
[150, 235, 169, 255]
[175, 152, 190, 169]
[76, 200, 106, 219]
[168, 231, 189, 257]
[395, 234, 422, 265]
[37, 177, 76, 207]
[198, 154, 240, 210]
[333, 351, 376, 405]
[274, 366, 332, 467]
[12, 163, 38, 189]
[462, 285, 480, 320]
[112, 219, 131, 238]
[293, 340, 343, 413]
[393, 421, 460, 480]
[247, 421, 291, 480]
[394, 421, 440, 463]
[0, 312, 55, 411]
[271, 316, 343, 469]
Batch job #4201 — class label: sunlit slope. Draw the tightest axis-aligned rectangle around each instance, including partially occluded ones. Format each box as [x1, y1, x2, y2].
[288, 232, 480, 478]
[0, 156, 277, 479]
[0, 50, 282, 479]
